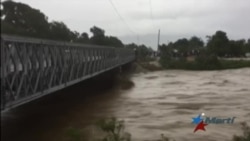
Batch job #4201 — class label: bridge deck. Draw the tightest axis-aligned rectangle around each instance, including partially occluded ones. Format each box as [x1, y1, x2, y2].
[1, 35, 135, 112]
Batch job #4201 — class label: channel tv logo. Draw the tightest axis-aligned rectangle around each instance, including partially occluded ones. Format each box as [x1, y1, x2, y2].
[192, 113, 236, 133]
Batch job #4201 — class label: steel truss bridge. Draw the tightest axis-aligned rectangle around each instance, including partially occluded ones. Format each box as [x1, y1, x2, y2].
[1, 35, 135, 112]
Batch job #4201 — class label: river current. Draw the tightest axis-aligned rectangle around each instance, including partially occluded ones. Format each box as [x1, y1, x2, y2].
[1, 68, 250, 141]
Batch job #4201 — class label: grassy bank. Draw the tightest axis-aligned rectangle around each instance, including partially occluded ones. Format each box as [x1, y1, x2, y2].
[67, 117, 250, 141]
[160, 55, 250, 70]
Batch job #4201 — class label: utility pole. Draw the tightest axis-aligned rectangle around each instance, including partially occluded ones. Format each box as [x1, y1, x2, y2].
[137, 35, 139, 45]
[157, 29, 160, 56]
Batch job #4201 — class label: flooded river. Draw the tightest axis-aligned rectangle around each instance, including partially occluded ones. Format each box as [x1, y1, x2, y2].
[1, 68, 250, 141]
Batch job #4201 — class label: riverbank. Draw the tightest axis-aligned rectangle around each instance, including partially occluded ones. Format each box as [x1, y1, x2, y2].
[159, 56, 250, 70]
[160, 60, 250, 70]
[134, 59, 163, 73]
[68, 118, 250, 141]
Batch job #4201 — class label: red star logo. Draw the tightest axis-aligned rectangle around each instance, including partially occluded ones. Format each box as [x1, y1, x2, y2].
[194, 121, 208, 133]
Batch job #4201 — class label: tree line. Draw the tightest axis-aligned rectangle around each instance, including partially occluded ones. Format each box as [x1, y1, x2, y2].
[160, 31, 250, 58]
[1, 0, 122, 46]
[1, 0, 153, 59]
[3, 1, 249, 60]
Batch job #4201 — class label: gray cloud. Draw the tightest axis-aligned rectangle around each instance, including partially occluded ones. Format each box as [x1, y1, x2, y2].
[12, 0, 250, 49]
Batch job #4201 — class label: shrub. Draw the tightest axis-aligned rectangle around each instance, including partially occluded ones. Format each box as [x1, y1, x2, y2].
[232, 122, 250, 141]
[194, 55, 222, 70]
[66, 127, 83, 141]
[96, 117, 131, 141]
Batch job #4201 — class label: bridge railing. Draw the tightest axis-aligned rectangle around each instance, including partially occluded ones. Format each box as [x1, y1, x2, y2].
[1, 35, 135, 111]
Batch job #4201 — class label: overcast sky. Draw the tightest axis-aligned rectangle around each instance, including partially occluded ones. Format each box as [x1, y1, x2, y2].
[13, 0, 250, 49]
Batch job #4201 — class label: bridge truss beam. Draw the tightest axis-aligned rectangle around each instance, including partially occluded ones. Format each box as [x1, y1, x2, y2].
[1, 35, 135, 112]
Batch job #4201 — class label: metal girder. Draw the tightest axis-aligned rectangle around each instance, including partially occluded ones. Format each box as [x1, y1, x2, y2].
[1, 35, 135, 112]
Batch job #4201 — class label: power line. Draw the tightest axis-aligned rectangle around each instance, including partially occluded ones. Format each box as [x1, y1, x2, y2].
[149, 0, 154, 26]
[108, 0, 136, 35]
[149, 0, 159, 50]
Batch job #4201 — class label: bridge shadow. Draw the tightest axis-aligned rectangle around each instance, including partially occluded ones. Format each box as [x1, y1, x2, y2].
[1, 68, 131, 141]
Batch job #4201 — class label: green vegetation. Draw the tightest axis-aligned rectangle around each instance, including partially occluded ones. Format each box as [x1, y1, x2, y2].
[66, 127, 84, 141]
[139, 62, 163, 71]
[66, 117, 173, 141]
[1, 1, 153, 58]
[207, 31, 250, 57]
[1, 1, 250, 70]
[219, 60, 250, 69]
[125, 43, 155, 61]
[66, 118, 250, 141]
[160, 31, 250, 58]
[2, 1, 249, 141]
[159, 30, 250, 70]
[96, 117, 131, 141]
[233, 122, 250, 141]
[0, 0, 123, 47]
[160, 55, 250, 70]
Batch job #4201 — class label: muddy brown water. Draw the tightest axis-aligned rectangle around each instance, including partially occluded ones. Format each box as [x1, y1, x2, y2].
[1, 68, 250, 141]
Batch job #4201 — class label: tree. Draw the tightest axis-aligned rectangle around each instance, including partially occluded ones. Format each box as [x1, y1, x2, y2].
[105, 36, 124, 47]
[207, 30, 230, 57]
[189, 36, 204, 49]
[49, 21, 72, 41]
[126, 43, 153, 59]
[76, 32, 90, 43]
[69, 31, 80, 42]
[228, 40, 245, 57]
[90, 26, 106, 45]
[1, 0, 50, 38]
[243, 38, 250, 53]
[247, 39, 250, 52]
[0, 1, 130, 49]
[90, 26, 105, 37]
[89, 26, 124, 47]
[159, 44, 172, 58]
[171, 38, 189, 56]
